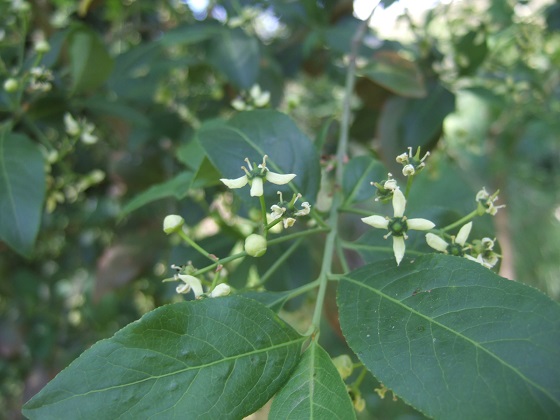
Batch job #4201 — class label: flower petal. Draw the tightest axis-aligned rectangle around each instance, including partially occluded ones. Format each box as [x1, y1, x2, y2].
[294, 202, 311, 216]
[425, 233, 448, 252]
[407, 218, 435, 230]
[177, 274, 204, 298]
[392, 236, 406, 265]
[455, 222, 472, 246]
[392, 188, 406, 217]
[220, 175, 248, 189]
[265, 171, 296, 185]
[361, 215, 389, 229]
[209, 283, 231, 298]
[250, 177, 264, 197]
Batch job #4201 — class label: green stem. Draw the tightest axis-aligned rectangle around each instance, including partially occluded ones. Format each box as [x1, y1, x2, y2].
[259, 195, 268, 236]
[441, 209, 478, 232]
[351, 367, 368, 392]
[264, 216, 283, 231]
[256, 238, 304, 287]
[335, 238, 350, 273]
[310, 6, 377, 332]
[267, 227, 329, 246]
[194, 251, 247, 276]
[178, 230, 218, 262]
[339, 206, 372, 217]
[405, 175, 414, 198]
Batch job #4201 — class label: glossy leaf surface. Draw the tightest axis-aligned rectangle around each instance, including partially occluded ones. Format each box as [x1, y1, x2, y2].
[23, 297, 304, 419]
[337, 254, 560, 419]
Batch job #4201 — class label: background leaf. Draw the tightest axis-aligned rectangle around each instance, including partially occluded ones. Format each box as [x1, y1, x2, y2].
[208, 28, 260, 89]
[23, 296, 304, 419]
[120, 171, 193, 216]
[68, 26, 114, 94]
[337, 254, 560, 419]
[198, 110, 321, 202]
[0, 132, 45, 257]
[269, 340, 356, 419]
[342, 155, 386, 204]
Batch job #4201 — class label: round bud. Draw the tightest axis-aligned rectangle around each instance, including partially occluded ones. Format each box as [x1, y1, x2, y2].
[244, 233, 267, 257]
[35, 40, 51, 54]
[210, 283, 231, 298]
[163, 214, 184, 234]
[4, 78, 19, 93]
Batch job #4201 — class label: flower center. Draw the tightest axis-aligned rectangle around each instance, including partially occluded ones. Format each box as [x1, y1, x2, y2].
[388, 217, 408, 237]
[447, 243, 464, 257]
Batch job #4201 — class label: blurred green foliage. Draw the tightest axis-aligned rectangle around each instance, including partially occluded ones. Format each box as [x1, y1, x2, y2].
[1, 0, 559, 417]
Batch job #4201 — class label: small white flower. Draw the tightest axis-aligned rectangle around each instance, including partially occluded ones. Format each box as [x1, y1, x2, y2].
[269, 192, 311, 228]
[209, 283, 231, 298]
[29, 66, 53, 92]
[231, 97, 248, 111]
[64, 113, 80, 136]
[283, 217, 296, 228]
[294, 201, 311, 216]
[362, 188, 435, 265]
[402, 164, 415, 177]
[220, 155, 296, 197]
[250, 85, 271, 108]
[396, 152, 409, 164]
[80, 122, 98, 144]
[426, 222, 472, 257]
[383, 178, 398, 191]
[476, 187, 505, 216]
[270, 204, 286, 220]
[176, 274, 204, 298]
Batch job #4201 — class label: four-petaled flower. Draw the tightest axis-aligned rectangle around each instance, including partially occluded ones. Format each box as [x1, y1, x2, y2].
[220, 155, 296, 197]
[361, 188, 435, 265]
[426, 222, 472, 257]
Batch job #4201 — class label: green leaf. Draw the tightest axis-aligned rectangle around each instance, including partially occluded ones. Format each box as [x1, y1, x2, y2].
[362, 51, 427, 98]
[160, 22, 223, 46]
[68, 26, 114, 94]
[342, 155, 386, 204]
[23, 296, 304, 419]
[197, 110, 321, 202]
[0, 132, 45, 257]
[120, 172, 193, 216]
[241, 290, 294, 312]
[337, 254, 560, 419]
[208, 28, 260, 89]
[269, 341, 356, 419]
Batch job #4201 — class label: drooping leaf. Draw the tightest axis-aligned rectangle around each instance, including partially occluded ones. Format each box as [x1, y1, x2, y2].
[342, 155, 386, 204]
[337, 254, 560, 419]
[68, 26, 114, 94]
[120, 172, 193, 216]
[362, 51, 427, 98]
[197, 110, 321, 202]
[0, 132, 45, 257]
[23, 296, 305, 419]
[208, 28, 260, 89]
[269, 341, 356, 419]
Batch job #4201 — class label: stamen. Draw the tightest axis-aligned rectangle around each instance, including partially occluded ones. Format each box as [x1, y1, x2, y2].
[244, 158, 253, 171]
[241, 166, 251, 176]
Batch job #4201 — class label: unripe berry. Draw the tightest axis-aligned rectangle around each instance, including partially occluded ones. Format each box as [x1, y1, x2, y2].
[4, 78, 19, 93]
[244, 234, 267, 257]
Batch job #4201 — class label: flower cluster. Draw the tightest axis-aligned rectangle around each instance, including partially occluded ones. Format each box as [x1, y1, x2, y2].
[231, 85, 271, 111]
[270, 192, 311, 228]
[362, 188, 435, 265]
[28, 66, 54, 92]
[170, 265, 231, 298]
[220, 155, 295, 197]
[425, 222, 501, 268]
[371, 173, 398, 202]
[476, 188, 505, 216]
[396, 146, 430, 177]
[64, 113, 98, 145]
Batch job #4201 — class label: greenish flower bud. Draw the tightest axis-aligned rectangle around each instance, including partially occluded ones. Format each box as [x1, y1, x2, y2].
[35, 40, 50, 54]
[332, 354, 353, 380]
[3, 78, 19, 93]
[244, 233, 267, 257]
[163, 214, 184, 234]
